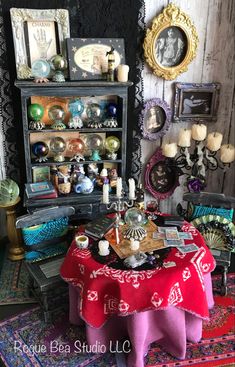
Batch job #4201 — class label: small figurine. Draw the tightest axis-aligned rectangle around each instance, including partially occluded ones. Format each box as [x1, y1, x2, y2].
[70, 164, 85, 185]
[108, 168, 118, 188]
[87, 163, 99, 180]
[106, 46, 115, 82]
[56, 165, 71, 195]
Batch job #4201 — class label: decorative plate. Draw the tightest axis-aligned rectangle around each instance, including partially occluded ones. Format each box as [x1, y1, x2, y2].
[191, 215, 235, 252]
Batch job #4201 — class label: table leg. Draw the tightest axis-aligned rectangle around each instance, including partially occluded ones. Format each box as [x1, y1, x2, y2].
[41, 292, 52, 323]
[221, 266, 228, 296]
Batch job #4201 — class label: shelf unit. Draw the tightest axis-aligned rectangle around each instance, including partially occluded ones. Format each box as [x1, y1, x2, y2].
[15, 80, 132, 215]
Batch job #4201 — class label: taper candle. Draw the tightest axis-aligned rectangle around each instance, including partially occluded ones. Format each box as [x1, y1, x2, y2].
[128, 178, 135, 200]
[102, 183, 109, 204]
[116, 177, 123, 198]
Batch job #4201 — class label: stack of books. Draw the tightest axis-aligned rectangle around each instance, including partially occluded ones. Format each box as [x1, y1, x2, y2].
[85, 216, 116, 239]
[25, 181, 58, 199]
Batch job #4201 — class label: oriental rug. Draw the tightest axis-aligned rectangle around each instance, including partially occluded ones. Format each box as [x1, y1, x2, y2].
[0, 274, 234, 367]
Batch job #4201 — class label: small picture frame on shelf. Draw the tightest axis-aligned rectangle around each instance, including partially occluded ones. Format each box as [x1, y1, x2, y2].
[66, 38, 125, 80]
[173, 82, 220, 122]
[32, 166, 50, 183]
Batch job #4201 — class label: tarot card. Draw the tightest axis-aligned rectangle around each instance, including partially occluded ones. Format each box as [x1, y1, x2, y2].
[163, 261, 176, 268]
[165, 228, 180, 240]
[164, 239, 184, 247]
[153, 231, 166, 240]
[158, 226, 178, 233]
[178, 232, 193, 240]
[177, 243, 199, 253]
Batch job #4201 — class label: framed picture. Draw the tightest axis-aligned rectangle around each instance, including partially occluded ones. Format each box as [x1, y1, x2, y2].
[10, 8, 70, 79]
[32, 166, 50, 183]
[143, 4, 198, 80]
[145, 148, 179, 200]
[173, 82, 221, 122]
[140, 98, 172, 141]
[66, 38, 125, 80]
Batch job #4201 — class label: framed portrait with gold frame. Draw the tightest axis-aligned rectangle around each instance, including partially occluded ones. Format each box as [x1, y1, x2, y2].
[143, 4, 199, 80]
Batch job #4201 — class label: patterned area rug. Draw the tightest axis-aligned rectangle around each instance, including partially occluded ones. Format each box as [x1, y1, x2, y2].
[0, 274, 234, 367]
[0, 249, 36, 305]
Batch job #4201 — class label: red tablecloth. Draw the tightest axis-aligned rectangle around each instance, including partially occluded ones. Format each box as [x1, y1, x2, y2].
[60, 222, 216, 328]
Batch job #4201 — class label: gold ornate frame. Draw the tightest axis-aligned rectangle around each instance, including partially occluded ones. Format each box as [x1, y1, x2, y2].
[143, 4, 199, 80]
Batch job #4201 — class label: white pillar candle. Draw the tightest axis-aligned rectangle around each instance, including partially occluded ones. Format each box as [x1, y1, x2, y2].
[102, 183, 109, 204]
[191, 124, 207, 141]
[128, 178, 135, 200]
[117, 64, 129, 82]
[98, 240, 110, 256]
[220, 144, 235, 163]
[178, 128, 191, 147]
[162, 143, 177, 158]
[130, 238, 140, 251]
[116, 177, 123, 198]
[206, 132, 223, 151]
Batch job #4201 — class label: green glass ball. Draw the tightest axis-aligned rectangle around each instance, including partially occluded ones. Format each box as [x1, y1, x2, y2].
[28, 104, 44, 121]
[0, 178, 19, 206]
[50, 54, 67, 71]
[105, 136, 120, 153]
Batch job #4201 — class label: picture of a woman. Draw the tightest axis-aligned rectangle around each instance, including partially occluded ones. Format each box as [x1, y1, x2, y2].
[155, 27, 186, 67]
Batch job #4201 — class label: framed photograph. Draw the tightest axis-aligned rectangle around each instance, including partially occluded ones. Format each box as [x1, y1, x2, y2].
[140, 98, 172, 141]
[10, 8, 70, 79]
[32, 166, 50, 183]
[173, 82, 221, 122]
[66, 38, 125, 80]
[143, 4, 198, 80]
[145, 148, 179, 200]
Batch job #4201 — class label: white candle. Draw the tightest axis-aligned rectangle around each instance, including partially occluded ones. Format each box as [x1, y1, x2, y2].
[162, 143, 177, 158]
[98, 240, 110, 256]
[206, 132, 223, 151]
[100, 168, 108, 177]
[103, 183, 109, 204]
[128, 178, 135, 200]
[178, 128, 191, 147]
[130, 238, 140, 251]
[117, 64, 129, 82]
[116, 177, 123, 198]
[220, 144, 235, 163]
[191, 124, 207, 141]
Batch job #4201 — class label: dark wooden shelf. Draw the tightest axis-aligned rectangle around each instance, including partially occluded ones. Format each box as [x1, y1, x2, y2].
[28, 127, 123, 133]
[30, 158, 122, 166]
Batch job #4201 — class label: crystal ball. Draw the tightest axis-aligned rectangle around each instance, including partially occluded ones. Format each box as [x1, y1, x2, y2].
[50, 54, 67, 71]
[86, 134, 103, 151]
[48, 105, 65, 121]
[105, 136, 120, 153]
[86, 103, 101, 119]
[28, 103, 44, 121]
[31, 59, 50, 78]
[68, 138, 85, 154]
[124, 208, 147, 227]
[0, 179, 19, 206]
[68, 99, 84, 116]
[49, 137, 66, 153]
[107, 102, 117, 117]
[32, 141, 49, 158]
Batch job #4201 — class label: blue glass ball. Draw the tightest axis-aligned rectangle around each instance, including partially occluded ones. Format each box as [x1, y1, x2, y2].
[31, 59, 50, 78]
[32, 141, 49, 158]
[107, 103, 117, 117]
[68, 99, 84, 116]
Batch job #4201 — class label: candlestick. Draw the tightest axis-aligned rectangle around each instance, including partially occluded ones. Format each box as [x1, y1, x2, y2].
[102, 183, 110, 204]
[178, 128, 191, 147]
[128, 178, 136, 200]
[206, 132, 223, 151]
[162, 142, 177, 158]
[191, 124, 207, 141]
[220, 144, 235, 163]
[116, 177, 123, 198]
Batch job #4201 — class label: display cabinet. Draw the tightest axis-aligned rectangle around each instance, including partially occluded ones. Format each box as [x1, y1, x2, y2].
[15, 81, 132, 217]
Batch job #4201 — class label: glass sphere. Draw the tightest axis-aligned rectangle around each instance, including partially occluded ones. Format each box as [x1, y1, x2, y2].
[49, 137, 66, 154]
[107, 102, 117, 117]
[48, 105, 65, 122]
[68, 99, 84, 116]
[124, 208, 147, 227]
[0, 179, 19, 206]
[105, 136, 120, 153]
[68, 138, 85, 154]
[28, 103, 44, 121]
[50, 54, 67, 71]
[32, 141, 49, 158]
[86, 103, 101, 119]
[86, 134, 103, 151]
[31, 59, 50, 78]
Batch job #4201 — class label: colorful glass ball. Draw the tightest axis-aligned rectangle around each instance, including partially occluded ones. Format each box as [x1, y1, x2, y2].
[50, 54, 67, 71]
[105, 136, 120, 153]
[107, 103, 117, 117]
[86, 134, 103, 151]
[32, 141, 49, 158]
[68, 138, 85, 154]
[68, 99, 84, 116]
[48, 105, 65, 121]
[86, 103, 101, 119]
[49, 137, 66, 154]
[28, 104, 44, 121]
[0, 179, 19, 206]
[31, 59, 50, 78]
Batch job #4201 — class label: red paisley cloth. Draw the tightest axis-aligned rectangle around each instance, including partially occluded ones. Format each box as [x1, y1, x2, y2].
[60, 222, 216, 328]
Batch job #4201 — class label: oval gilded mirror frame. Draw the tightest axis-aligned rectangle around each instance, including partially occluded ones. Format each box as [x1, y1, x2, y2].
[140, 98, 172, 141]
[143, 3, 199, 80]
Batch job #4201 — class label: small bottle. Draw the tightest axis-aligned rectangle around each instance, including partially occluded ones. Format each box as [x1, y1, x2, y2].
[106, 46, 115, 82]
[134, 183, 145, 210]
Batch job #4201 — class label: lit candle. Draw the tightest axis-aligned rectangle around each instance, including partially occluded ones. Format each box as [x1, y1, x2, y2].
[130, 238, 140, 251]
[103, 183, 109, 204]
[220, 144, 235, 163]
[98, 240, 110, 256]
[206, 132, 223, 151]
[162, 143, 177, 158]
[191, 124, 207, 141]
[178, 128, 191, 147]
[116, 177, 123, 198]
[128, 178, 135, 200]
[117, 64, 129, 82]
